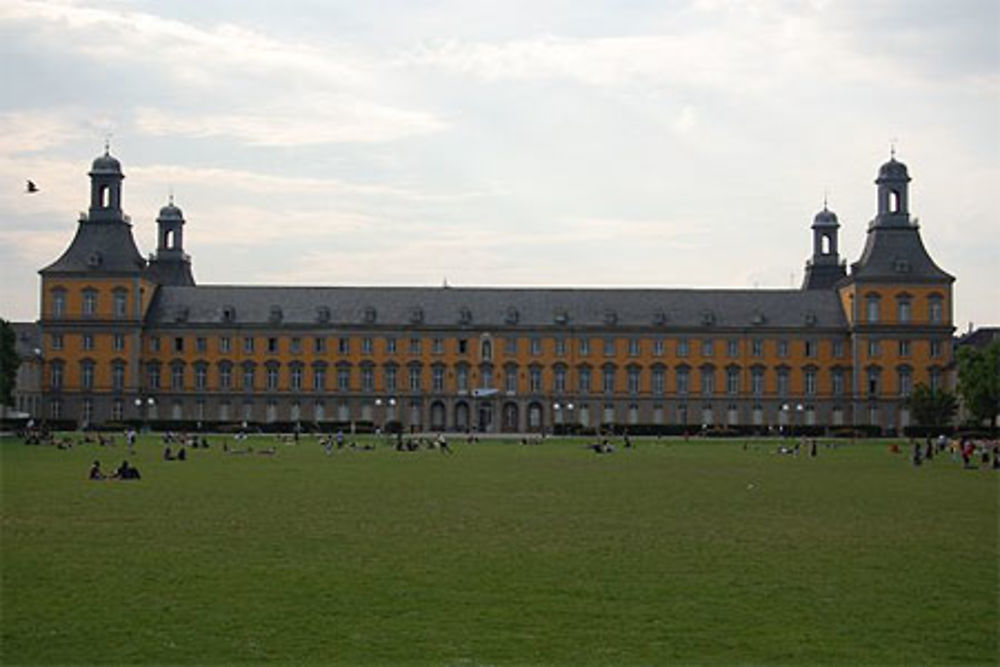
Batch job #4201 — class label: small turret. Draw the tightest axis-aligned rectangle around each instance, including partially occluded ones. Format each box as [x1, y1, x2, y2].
[146, 196, 195, 286]
[801, 201, 846, 290]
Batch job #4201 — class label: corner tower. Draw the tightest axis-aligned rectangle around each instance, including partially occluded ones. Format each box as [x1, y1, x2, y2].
[801, 202, 846, 290]
[146, 197, 195, 286]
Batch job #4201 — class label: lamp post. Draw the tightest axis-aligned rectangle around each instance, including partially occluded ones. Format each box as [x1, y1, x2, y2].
[135, 396, 155, 432]
[796, 403, 804, 437]
[781, 403, 790, 437]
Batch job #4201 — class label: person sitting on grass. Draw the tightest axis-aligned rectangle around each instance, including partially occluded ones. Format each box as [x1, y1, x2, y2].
[88, 460, 104, 480]
[177, 447, 187, 461]
[163, 446, 175, 461]
[111, 460, 141, 480]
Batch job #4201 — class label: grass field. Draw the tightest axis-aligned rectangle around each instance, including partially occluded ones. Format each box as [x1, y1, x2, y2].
[1, 433, 997, 665]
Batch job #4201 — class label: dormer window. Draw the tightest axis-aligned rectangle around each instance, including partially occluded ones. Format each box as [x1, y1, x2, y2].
[804, 312, 817, 326]
[458, 307, 472, 325]
[505, 307, 519, 325]
[701, 311, 716, 327]
[174, 306, 189, 323]
[653, 311, 667, 326]
[269, 306, 283, 323]
[604, 310, 618, 325]
[221, 306, 236, 323]
[553, 310, 569, 325]
[87, 252, 102, 268]
[410, 307, 424, 324]
[363, 306, 377, 324]
[316, 306, 331, 324]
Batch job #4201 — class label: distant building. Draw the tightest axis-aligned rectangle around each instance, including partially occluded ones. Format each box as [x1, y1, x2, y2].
[24, 149, 955, 433]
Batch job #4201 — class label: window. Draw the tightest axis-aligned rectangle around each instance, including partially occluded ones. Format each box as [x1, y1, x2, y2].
[338, 337, 350, 354]
[727, 368, 740, 395]
[602, 366, 616, 393]
[898, 299, 912, 323]
[804, 340, 817, 358]
[408, 366, 422, 391]
[930, 367, 942, 391]
[361, 338, 373, 355]
[930, 340, 943, 358]
[701, 339, 714, 357]
[899, 340, 911, 357]
[171, 364, 184, 390]
[727, 339, 739, 358]
[777, 340, 789, 358]
[242, 365, 255, 391]
[268, 337, 279, 354]
[578, 367, 591, 394]
[530, 367, 542, 392]
[83, 334, 94, 351]
[361, 366, 374, 392]
[52, 290, 66, 318]
[833, 340, 845, 358]
[432, 338, 444, 354]
[928, 296, 943, 324]
[457, 339, 468, 355]
[752, 339, 763, 357]
[174, 337, 185, 353]
[832, 369, 845, 397]
[312, 366, 326, 391]
[555, 338, 566, 357]
[554, 366, 567, 393]
[291, 337, 302, 354]
[677, 339, 689, 357]
[147, 364, 160, 390]
[898, 367, 912, 397]
[804, 369, 816, 397]
[578, 338, 590, 356]
[51, 333, 63, 351]
[82, 289, 97, 317]
[195, 364, 207, 390]
[505, 337, 518, 355]
[777, 369, 789, 396]
[530, 338, 542, 356]
[219, 364, 232, 390]
[652, 367, 665, 395]
[291, 365, 304, 391]
[220, 336, 232, 354]
[385, 337, 397, 355]
[266, 365, 279, 390]
[628, 339, 640, 357]
[627, 367, 640, 394]
[481, 339, 493, 361]
[653, 339, 665, 356]
[457, 365, 469, 391]
[338, 367, 351, 391]
[432, 366, 445, 392]
[480, 366, 493, 388]
[866, 295, 881, 323]
[603, 337, 616, 357]
[196, 337, 207, 353]
[676, 367, 689, 395]
[868, 340, 881, 358]
[867, 367, 881, 396]
[113, 334, 125, 352]
[701, 368, 714, 396]
[243, 337, 255, 354]
[505, 366, 518, 393]
[751, 368, 764, 396]
[113, 290, 127, 318]
[112, 399, 124, 421]
[314, 337, 326, 354]
[384, 366, 397, 391]
[50, 363, 64, 390]
[409, 338, 421, 354]
[111, 362, 125, 391]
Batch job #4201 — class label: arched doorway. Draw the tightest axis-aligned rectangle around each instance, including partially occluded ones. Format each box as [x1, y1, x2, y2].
[455, 401, 470, 431]
[430, 400, 446, 430]
[477, 401, 494, 433]
[527, 401, 544, 433]
[502, 402, 519, 432]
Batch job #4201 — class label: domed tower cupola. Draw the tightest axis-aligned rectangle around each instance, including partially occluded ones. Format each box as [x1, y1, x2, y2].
[87, 143, 125, 223]
[802, 200, 846, 290]
[874, 151, 912, 228]
[146, 195, 196, 286]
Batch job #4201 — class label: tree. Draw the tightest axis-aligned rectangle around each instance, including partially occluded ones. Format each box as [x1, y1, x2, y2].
[0, 319, 20, 414]
[957, 341, 1000, 430]
[906, 383, 957, 429]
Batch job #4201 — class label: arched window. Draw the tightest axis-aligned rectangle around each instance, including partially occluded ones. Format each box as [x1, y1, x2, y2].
[100, 185, 110, 208]
[889, 189, 901, 213]
[821, 234, 831, 255]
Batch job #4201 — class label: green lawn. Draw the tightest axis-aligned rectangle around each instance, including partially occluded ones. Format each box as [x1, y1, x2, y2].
[1, 434, 997, 665]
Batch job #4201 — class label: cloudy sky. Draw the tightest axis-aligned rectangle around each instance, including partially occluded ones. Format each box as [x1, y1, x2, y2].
[1, 0, 997, 328]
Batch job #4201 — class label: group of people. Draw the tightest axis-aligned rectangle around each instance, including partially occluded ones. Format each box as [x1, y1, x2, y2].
[88, 459, 141, 480]
[909, 434, 1000, 469]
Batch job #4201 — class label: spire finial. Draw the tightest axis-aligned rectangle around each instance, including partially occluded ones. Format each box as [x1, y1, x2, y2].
[168, 186, 174, 206]
[103, 132, 112, 156]
[890, 137, 897, 160]
[823, 188, 829, 210]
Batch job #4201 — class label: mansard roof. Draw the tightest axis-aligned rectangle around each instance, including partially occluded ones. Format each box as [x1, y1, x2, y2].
[40, 219, 146, 275]
[850, 222, 954, 283]
[145, 285, 848, 330]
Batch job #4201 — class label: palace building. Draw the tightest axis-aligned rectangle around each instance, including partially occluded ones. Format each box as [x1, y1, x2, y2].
[27, 149, 955, 433]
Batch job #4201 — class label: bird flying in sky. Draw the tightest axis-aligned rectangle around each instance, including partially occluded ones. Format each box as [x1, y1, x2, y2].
[25, 180, 39, 193]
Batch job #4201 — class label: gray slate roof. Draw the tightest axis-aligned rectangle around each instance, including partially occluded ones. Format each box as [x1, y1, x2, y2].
[146, 285, 848, 330]
[40, 221, 145, 275]
[851, 224, 953, 283]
